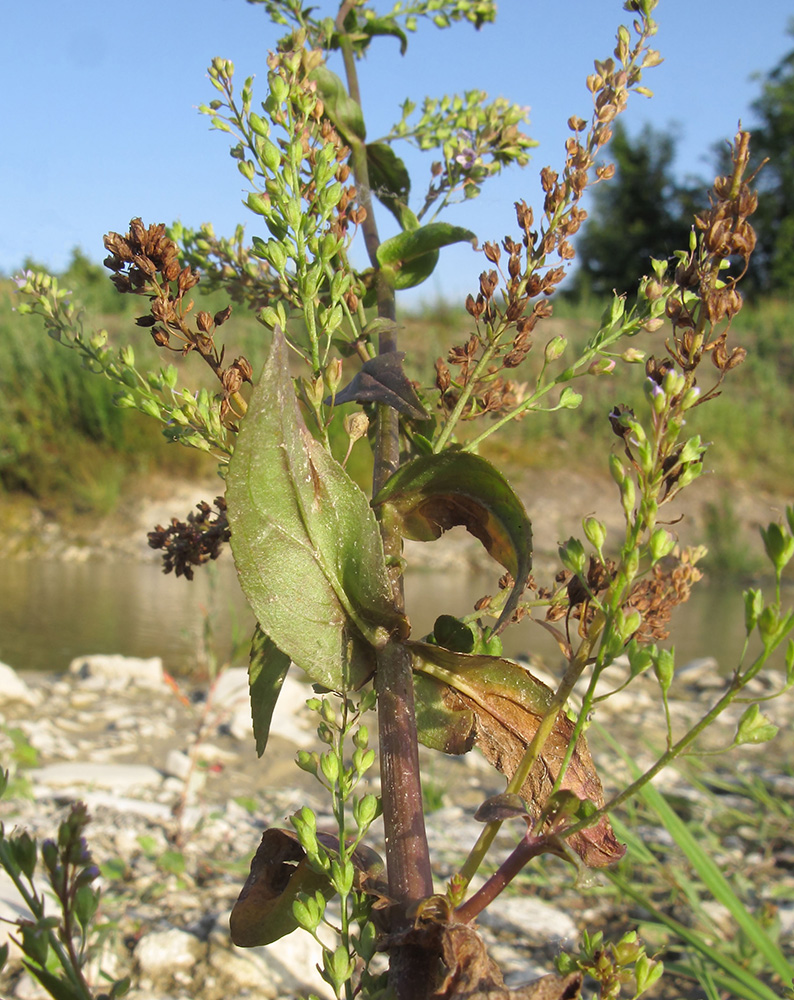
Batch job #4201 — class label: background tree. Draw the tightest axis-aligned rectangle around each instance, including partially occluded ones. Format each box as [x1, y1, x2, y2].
[572, 120, 697, 298]
[742, 35, 794, 295]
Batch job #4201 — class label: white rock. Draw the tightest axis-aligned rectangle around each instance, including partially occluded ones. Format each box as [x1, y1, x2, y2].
[208, 666, 250, 708]
[228, 671, 315, 746]
[0, 662, 41, 707]
[210, 918, 332, 999]
[675, 657, 721, 688]
[135, 927, 205, 979]
[164, 749, 193, 781]
[478, 894, 577, 946]
[75, 790, 173, 821]
[31, 762, 163, 792]
[68, 654, 164, 689]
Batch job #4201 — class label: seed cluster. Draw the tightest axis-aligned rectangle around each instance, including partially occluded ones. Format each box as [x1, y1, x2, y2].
[104, 219, 252, 422]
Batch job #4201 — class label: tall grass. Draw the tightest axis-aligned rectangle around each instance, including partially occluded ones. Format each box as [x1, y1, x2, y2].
[0, 280, 214, 515]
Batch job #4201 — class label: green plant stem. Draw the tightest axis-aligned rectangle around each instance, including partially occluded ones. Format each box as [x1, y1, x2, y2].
[461, 313, 650, 453]
[561, 646, 777, 845]
[433, 336, 500, 452]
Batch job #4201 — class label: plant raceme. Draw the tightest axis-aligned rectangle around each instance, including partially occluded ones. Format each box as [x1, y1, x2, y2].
[12, 2, 794, 999]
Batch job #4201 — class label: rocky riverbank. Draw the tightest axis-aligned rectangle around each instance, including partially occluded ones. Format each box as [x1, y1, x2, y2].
[1, 654, 792, 1000]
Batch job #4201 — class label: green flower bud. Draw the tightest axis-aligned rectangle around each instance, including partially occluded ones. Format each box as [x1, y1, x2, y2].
[558, 387, 582, 409]
[353, 793, 379, 829]
[268, 72, 288, 105]
[648, 528, 675, 562]
[249, 112, 269, 138]
[559, 536, 586, 576]
[609, 453, 626, 487]
[653, 647, 675, 693]
[760, 522, 794, 573]
[676, 461, 703, 490]
[296, 750, 319, 776]
[140, 398, 163, 420]
[247, 191, 271, 217]
[588, 357, 615, 376]
[320, 751, 339, 784]
[744, 588, 764, 635]
[10, 832, 37, 879]
[583, 517, 607, 554]
[323, 358, 343, 396]
[680, 385, 701, 410]
[613, 932, 641, 966]
[620, 476, 636, 518]
[544, 335, 567, 362]
[644, 377, 666, 415]
[330, 859, 354, 897]
[662, 368, 685, 398]
[621, 609, 642, 640]
[634, 954, 664, 994]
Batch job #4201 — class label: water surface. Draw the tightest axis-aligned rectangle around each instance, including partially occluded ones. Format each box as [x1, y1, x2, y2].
[0, 555, 773, 678]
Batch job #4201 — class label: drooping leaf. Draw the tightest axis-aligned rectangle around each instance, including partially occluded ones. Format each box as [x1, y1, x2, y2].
[410, 642, 624, 868]
[328, 351, 428, 419]
[366, 142, 411, 225]
[248, 625, 291, 758]
[227, 328, 405, 690]
[230, 828, 386, 947]
[372, 451, 532, 632]
[377, 223, 478, 265]
[376, 222, 477, 289]
[308, 65, 366, 144]
[230, 828, 334, 947]
[360, 17, 409, 55]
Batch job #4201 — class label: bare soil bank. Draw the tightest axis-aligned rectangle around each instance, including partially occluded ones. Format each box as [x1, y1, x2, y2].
[1, 468, 790, 578]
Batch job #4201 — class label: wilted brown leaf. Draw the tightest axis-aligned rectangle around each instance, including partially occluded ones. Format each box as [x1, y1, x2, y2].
[230, 828, 386, 947]
[411, 643, 624, 867]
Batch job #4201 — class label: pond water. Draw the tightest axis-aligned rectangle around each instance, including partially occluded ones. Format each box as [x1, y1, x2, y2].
[0, 554, 777, 678]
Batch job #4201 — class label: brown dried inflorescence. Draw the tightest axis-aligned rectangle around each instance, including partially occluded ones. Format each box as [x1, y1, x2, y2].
[104, 218, 252, 421]
[663, 131, 759, 387]
[147, 497, 231, 580]
[440, 20, 661, 424]
[625, 549, 704, 643]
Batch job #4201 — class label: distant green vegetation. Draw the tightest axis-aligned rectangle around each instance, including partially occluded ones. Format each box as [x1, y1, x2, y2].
[1, 253, 792, 519]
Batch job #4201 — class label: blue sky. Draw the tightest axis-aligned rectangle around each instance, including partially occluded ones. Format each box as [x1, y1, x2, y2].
[3, 1, 792, 306]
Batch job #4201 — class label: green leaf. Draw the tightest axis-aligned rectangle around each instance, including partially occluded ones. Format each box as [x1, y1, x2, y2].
[21, 962, 84, 1000]
[308, 65, 366, 144]
[360, 17, 409, 55]
[366, 142, 411, 225]
[376, 222, 477, 289]
[409, 642, 624, 868]
[372, 451, 531, 633]
[227, 328, 405, 690]
[248, 626, 292, 758]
